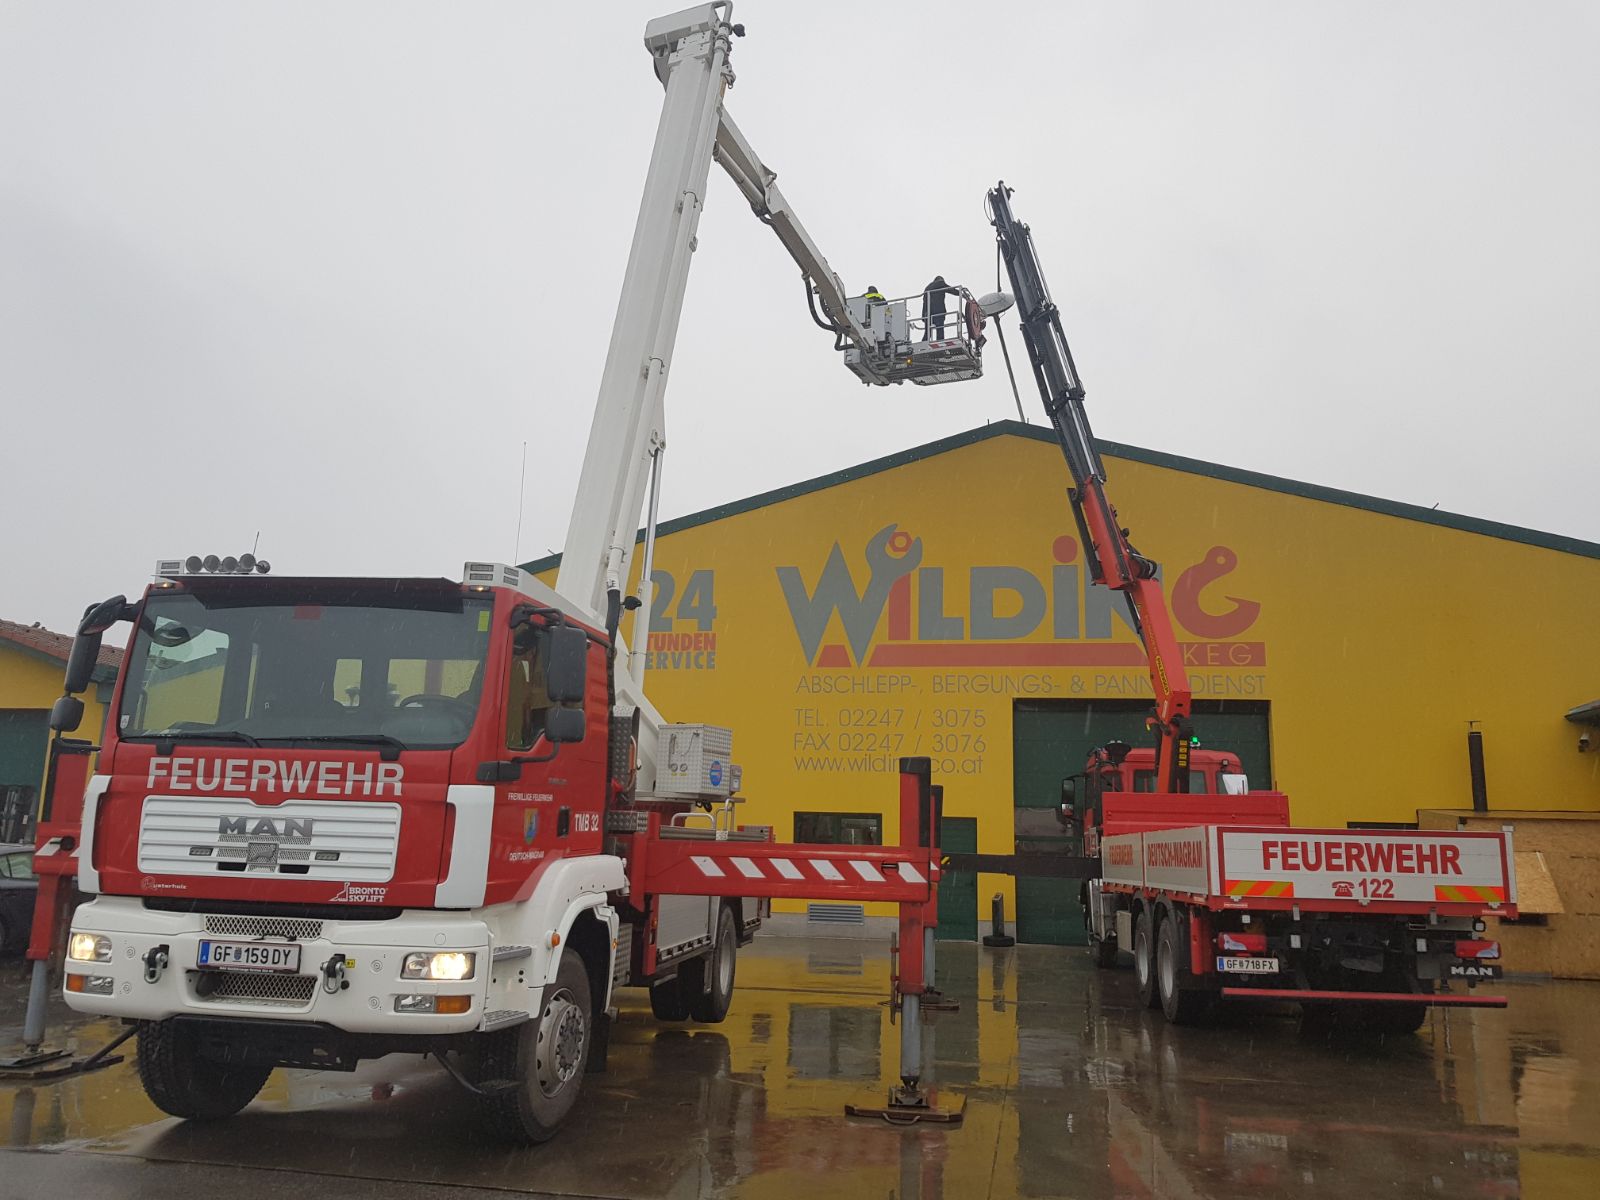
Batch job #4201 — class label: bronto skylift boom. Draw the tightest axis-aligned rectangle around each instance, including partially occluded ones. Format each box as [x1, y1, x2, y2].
[556, 3, 986, 793]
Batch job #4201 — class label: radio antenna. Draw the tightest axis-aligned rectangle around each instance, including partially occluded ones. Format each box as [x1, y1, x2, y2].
[513, 441, 528, 563]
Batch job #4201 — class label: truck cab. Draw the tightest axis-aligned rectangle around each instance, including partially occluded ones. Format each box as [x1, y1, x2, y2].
[1064, 740, 1251, 851]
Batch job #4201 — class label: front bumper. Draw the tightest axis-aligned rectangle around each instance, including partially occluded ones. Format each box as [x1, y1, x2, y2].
[63, 896, 499, 1034]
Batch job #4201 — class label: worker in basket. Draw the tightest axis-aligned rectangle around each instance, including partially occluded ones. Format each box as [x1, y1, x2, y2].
[922, 275, 954, 340]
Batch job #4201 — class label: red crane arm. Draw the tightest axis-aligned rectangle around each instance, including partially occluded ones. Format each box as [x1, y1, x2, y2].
[988, 183, 1194, 791]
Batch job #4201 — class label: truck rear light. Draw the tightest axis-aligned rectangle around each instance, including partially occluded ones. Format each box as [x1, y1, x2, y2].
[1454, 940, 1500, 960]
[1216, 932, 1267, 954]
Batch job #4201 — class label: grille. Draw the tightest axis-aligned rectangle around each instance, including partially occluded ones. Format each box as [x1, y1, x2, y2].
[139, 796, 400, 881]
[806, 903, 866, 925]
[196, 972, 317, 1007]
[203, 915, 324, 941]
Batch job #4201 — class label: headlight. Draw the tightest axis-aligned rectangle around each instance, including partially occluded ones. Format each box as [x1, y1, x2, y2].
[68, 933, 112, 963]
[402, 951, 475, 981]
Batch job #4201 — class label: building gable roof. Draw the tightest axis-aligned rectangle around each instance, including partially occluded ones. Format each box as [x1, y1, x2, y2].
[0, 617, 124, 681]
[521, 420, 1600, 573]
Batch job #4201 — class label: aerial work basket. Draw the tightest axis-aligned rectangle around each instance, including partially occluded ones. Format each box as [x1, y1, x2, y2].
[841, 285, 986, 386]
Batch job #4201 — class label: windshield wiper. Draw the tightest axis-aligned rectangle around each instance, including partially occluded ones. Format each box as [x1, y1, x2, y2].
[147, 729, 261, 748]
[268, 733, 408, 761]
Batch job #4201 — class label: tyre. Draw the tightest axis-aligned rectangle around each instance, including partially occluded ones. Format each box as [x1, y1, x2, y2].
[1092, 937, 1120, 968]
[1157, 916, 1213, 1025]
[689, 905, 737, 1024]
[135, 1019, 271, 1120]
[474, 949, 593, 1144]
[1133, 911, 1159, 1009]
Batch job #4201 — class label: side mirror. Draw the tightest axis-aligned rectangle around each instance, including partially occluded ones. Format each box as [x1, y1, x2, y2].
[79, 594, 132, 636]
[545, 626, 588, 704]
[544, 707, 586, 744]
[63, 594, 132, 695]
[63, 632, 103, 695]
[1057, 777, 1078, 830]
[50, 695, 85, 733]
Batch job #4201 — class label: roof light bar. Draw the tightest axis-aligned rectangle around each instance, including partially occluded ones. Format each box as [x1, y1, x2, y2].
[155, 554, 272, 577]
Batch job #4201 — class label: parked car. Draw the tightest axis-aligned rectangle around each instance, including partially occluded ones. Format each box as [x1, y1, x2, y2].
[0, 843, 38, 954]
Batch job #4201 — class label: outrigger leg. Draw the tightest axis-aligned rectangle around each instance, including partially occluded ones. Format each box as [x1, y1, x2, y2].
[845, 760, 964, 1124]
[0, 741, 128, 1082]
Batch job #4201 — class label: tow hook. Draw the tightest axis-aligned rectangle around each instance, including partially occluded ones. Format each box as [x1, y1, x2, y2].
[142, 944, 170, 984]
[321, 954, 349, 995]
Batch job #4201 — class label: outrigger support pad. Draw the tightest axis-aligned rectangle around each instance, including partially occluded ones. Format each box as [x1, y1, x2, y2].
[0, 1024, 133, 1082]
[844, 992, 966, 1124]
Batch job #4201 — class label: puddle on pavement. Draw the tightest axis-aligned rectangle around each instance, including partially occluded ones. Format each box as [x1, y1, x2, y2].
[4, 942, 1599, 1198]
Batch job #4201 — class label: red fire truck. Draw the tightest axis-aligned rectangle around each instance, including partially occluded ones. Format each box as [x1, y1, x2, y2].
[39, 6, 981, 1140]
[987, 183, 1516, 1031]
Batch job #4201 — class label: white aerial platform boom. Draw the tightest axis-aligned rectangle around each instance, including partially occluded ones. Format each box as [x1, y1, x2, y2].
[554, 3, 986, 792]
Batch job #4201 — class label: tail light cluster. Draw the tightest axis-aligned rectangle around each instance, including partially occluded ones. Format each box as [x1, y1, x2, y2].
[1216, 931, 1267, 955]
[1454, 939, 1500, 960]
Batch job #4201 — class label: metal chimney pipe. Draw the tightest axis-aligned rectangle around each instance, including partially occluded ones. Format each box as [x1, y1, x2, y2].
[1467, 722, 1489, 813]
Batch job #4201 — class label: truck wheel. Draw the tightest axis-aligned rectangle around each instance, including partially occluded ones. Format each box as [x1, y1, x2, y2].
[649, 975, 691, 1021]
[688, 905, 737, 1024]
[136, 1019, 271, 1120]
[1133, 912, 1159, 1009]
[1299, 1003, 1339, 1037]
[475, 950, 592, 1144]
[1157, 918, 1213, 1025]
[1367, 1003, 1429, 1035]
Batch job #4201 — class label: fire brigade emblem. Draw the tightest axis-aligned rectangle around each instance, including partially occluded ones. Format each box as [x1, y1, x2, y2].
[524, 809, 539, 842]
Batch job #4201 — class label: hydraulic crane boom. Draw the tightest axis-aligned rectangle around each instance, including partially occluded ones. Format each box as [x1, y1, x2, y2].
[986, 182, 1195, 793]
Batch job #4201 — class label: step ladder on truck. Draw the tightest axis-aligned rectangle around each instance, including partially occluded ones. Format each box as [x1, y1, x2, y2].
[985, 181, 1517, 1031]
[23, 5, 986, 1137]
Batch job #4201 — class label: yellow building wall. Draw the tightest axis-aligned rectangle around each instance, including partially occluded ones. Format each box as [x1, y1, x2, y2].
[542, 429, 1600, 918]
[0, 646, 114, 792]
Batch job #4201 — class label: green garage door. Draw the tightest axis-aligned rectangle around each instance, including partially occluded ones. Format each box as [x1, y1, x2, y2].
[0, 710, 49, 797]
[1011, 699, 1272, 945]
[936, 816, 978, 941]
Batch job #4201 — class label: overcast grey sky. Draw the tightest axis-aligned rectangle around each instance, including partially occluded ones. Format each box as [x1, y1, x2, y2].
[2, 1, 1595, 634]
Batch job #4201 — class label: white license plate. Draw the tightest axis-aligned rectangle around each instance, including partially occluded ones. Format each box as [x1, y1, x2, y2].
[197, 940, 302, 973]
[1217, 955, 1279, 974]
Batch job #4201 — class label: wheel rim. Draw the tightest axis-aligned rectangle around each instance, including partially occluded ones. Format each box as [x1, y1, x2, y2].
[716, 927, 734, 994]
[1158, 934, 1175, 1001]
[535, 987, 586, 1098]
[1134, 926, 1150, 988]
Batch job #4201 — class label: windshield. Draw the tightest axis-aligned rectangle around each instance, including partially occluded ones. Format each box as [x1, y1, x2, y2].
[118, 589, 493, 750]
[1131, 769, 1212, 794]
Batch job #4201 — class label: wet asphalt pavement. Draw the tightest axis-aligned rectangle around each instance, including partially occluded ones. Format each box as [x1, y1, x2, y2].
[2, 938, 1597, 1199]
